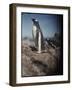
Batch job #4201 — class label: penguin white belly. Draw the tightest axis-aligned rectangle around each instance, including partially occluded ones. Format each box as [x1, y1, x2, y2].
[32, 25, 37, 38]
[38, 32, 41, 53]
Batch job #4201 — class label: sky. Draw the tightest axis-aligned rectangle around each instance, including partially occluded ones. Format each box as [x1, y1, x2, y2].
[21, 13, 63, 39]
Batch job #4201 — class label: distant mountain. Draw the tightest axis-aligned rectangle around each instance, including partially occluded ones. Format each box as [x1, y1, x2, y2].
[22, 37, 34, 46]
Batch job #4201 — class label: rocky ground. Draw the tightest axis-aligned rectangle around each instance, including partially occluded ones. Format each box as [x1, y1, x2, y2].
[21, 41, 63, 77]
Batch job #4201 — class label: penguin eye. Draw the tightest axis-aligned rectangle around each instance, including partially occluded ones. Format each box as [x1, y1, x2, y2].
[35, 19, 38, 22]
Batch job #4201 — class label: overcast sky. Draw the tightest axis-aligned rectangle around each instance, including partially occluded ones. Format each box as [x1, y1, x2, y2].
[21, 13, 63, 39]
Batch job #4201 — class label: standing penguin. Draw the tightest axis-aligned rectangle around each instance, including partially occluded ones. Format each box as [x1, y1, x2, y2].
[32, 18, 45, 53]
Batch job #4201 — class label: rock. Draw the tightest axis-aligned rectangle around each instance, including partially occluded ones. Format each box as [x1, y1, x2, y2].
[21, 41, 63, 77]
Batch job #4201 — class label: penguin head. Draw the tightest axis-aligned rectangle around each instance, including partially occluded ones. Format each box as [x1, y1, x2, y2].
[32, 18, 38, 23]
[32, 18, 40, 27]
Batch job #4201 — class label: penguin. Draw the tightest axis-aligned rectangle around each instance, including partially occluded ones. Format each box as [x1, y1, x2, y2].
[32, 18, 45, 53]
